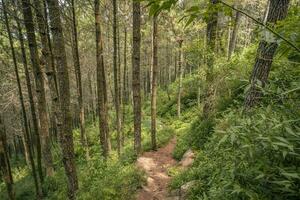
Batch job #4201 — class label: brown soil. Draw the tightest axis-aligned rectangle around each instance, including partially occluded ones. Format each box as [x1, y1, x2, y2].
[136, 138, 177, 200]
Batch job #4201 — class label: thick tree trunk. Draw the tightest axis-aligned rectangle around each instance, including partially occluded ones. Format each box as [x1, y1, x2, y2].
[95, 0, 110, 158]
[203, 0, 218, 118]
[228, 10, 241, 60]
[70, 0, 89, 159]
[244, 0, 290, 108]
[132, 0, 142, 154]
[151, 14, 158, 150]
[3, 1, 43, 198]
[113, 0, 122, 155]
[0, 116, 15, 200]
[177, 40, 183, 118]
[46, 0, 79, 198]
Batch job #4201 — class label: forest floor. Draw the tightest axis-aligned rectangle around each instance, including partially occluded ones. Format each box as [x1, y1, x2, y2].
[136, 137, 177, 200]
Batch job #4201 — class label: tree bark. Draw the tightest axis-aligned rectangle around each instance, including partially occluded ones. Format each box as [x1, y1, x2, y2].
[31, 0, 56, 177]
[46, 0, 79, 198]
[228, 10, 241, 60]
[112, 0, 122, 155]
[0, 116, 15, 200]
[203, 0, 218, 118]
[22, 0, 54, 179]
[244, 0, 290, 108]
[12, 0, 44, 182]
[95, 0, 110, 158]
[177, 39, 183, 118]
[132, 0, 142, 154]
[151, 14, 158, 150]
[3, 1, 42, 197]
[70, 0, 89, 159]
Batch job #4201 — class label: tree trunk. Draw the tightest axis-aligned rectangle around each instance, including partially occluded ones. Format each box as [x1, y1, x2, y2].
[70, 0, 89, 159]
[21, 0, 54, 179]
[46, 0, 79, 198]
[12, 0, 44, 182]
[203, 0, 218, 118]
[113, 0, 122, 155]
[0, 116, 15, 200]
[95, 0, 110, 158]
[177, 39, 183, 118]
[244, 0, 290, 108]
[151, 14, 158, 150]
[3, 1, 42, 197]
[228, 10, 241, 60]
[132, 0, 142, 154]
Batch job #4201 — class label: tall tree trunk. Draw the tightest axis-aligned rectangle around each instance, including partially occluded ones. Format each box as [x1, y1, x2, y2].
[132, 0, 142, 154]
[112, 0, 121, 155]
[30, 0, 55, 177]
[0, 116, 15, 200]
[177, 39, 183, 118]
[228, 10, 241, 60]
[70, 0, 89, 159]
[43, 0, 59, 142]
[122, 27, 128, 147]
[245, 0, 290, 108]
[21, 0, 54, 179]
[151, 14, 158, 150]
[3, 1, 42, 197]
[46, 0, 79, 198]
[12, 0, 44, 181]
[203, 0, 218, 118]
[95, 0, 110, 158]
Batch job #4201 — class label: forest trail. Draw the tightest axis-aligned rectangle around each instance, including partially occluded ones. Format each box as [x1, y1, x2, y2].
[136, 138, 177, 200]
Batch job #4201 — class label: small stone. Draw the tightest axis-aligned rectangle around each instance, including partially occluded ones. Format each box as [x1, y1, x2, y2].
[179, 149, 195, 167]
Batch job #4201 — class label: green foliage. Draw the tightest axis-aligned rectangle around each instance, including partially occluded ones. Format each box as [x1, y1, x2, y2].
[170, 38, 300, 199]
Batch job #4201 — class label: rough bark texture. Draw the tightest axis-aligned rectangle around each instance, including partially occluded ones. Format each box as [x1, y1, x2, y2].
[151, 15, 158, 150]
[0, 116, 15, 200]
[13, 0, 44, 182]
[132, 0, 142, 154]
[122, 27, 128, 147]
[228, 10, 241, 60]
[32, 0, 56, 177]
[70, 0, 89, 159]
[95, 0, 110, 158]
[177, 39, 183, 118]
[203, 0, 218, 118]
[4, 1, 43, 198]
[46, 0, 79, 198]
[113, 0, 121, 155]
[244, 0, 290, 108]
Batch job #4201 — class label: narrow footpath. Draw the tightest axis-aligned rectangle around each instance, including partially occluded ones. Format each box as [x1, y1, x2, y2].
[136, 138, 177, 200]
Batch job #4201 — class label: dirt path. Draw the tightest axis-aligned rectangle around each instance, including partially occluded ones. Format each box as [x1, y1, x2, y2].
[136, 138, 177, 200]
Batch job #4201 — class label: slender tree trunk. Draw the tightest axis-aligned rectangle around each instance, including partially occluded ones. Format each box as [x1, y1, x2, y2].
[203, 0, 218, 118]
[0, 116, 15, 200]
[151, 14, 158, 150]
[228, 10, 241, 60]
[245, 0, 290, 108]
[43, 0, 59, 142]
[132, 0, 142, 154]
[46, 0, 79, 198]
[177, 39, 183, 118]
[95, 0, 110, 158]
[70, 0, 89, 159]
[112, 0, 122, 155]
[30, 0, 56, 177]
[12, 0, 44, 182]
[3, 1, 42, 197]
[122, 27, 128, 147]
